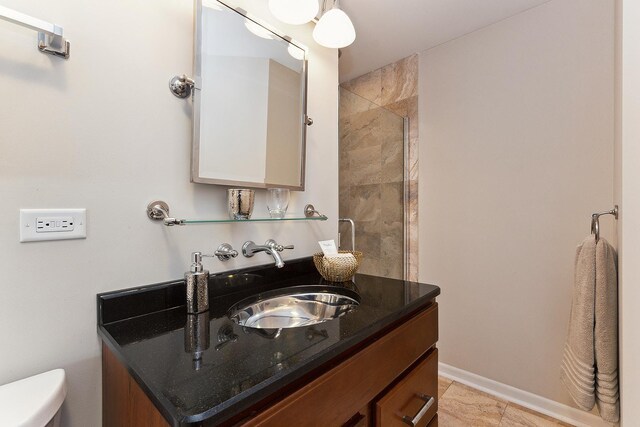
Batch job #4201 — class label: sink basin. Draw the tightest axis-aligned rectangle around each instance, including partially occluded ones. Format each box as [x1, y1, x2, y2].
[228, 285, 360, 329]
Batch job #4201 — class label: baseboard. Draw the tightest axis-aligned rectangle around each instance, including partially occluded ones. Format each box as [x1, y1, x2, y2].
[439, 363, 614, 427]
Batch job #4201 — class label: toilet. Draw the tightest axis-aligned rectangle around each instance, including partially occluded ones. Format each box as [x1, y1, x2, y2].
[0, 369, 66, 427]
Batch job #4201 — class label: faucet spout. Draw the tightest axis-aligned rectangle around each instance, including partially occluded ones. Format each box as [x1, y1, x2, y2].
[242, 239, 293, 268]
[272, 251, 285, 269]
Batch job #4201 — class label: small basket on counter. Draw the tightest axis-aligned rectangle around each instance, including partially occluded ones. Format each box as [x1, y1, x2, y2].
[313, 251, 363, 282]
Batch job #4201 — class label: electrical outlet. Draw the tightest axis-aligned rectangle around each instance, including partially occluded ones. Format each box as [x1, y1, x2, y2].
[20, 209, 86, 242]
[36, 216, 75, 233]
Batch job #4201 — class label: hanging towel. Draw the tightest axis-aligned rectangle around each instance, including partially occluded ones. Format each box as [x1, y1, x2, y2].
[594, 237, 619, 422]
[561, 236, 596, 410]
[560, 235, 619, 423]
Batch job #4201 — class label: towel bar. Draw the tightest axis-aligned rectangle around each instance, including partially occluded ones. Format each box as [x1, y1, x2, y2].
[591, 205, 618, 242]
[0, 5, 70, 59]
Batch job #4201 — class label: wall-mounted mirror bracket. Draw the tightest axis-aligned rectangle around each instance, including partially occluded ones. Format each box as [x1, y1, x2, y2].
[169, 74, 197, 98]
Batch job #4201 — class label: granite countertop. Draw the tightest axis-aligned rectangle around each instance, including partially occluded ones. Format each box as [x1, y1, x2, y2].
[97, 258, 440, 427]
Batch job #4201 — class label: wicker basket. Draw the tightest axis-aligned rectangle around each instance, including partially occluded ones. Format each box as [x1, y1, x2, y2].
[313, 251, 363, 282]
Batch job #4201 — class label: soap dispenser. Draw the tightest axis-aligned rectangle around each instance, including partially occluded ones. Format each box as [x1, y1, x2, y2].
[186, 252, 209, 314]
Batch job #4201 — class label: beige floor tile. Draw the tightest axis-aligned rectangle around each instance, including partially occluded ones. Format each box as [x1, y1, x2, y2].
[438, 376, 453, 398]
[438, 382, 507, 427]
[499, 404, 574, 427]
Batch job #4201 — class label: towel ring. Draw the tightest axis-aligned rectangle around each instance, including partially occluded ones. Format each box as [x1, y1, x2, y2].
[590, 205, 618, 242]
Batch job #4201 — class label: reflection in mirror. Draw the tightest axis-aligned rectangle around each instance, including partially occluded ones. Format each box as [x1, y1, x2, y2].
[193, 0, 308, 189]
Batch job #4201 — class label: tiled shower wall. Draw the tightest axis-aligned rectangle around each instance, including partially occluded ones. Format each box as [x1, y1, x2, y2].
[339, 89, 405, 279]
[339, 54, 419, 280]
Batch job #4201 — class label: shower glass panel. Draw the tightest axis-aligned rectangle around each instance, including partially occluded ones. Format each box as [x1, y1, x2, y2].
[338, 87, 406, 280]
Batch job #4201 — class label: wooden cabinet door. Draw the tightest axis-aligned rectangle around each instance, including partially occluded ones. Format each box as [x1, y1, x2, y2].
[375, 349, 438, 427]
[342, 404, 371, 427]
[102, 344, 169, 427]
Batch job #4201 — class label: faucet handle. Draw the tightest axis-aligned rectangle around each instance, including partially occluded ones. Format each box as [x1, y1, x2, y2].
[215, 243, 238, 261]
[265, 239, 294, 252]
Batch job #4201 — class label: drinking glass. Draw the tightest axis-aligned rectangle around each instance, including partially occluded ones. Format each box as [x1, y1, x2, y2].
[267, 188, 290, 219]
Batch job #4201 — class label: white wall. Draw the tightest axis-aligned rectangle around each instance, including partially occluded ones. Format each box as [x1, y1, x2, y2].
[0, 0, 338, 425]
[419, 0, 614, 409]
[617, 0, 640, 424]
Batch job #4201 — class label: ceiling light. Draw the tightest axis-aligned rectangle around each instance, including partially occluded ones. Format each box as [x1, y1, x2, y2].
[268, 0, 319, 25]
[313, 3, 355, 49]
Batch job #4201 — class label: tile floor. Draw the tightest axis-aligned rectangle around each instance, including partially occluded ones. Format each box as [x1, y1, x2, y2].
[438, 377, 574, 427]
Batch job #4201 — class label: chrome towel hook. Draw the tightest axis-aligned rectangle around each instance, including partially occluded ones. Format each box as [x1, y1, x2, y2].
[591, 205, 618, 242]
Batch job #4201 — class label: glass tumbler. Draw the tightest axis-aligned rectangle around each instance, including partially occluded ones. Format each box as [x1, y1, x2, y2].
[267, 188, 290, 219]
[228, 189, 255, 220]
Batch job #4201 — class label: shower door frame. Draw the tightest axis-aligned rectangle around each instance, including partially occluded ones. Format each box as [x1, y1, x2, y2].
[402, 117, 409, 282]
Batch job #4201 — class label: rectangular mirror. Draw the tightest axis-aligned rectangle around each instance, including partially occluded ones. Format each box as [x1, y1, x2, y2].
[192, 0, 309, 190]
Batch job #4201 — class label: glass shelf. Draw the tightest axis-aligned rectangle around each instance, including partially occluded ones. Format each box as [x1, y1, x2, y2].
[147, 201, 328, 226]
[181, 215, 328, 224]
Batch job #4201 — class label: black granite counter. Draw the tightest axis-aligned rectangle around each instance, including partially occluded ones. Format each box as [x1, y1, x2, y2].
[97, 258, 439, 427]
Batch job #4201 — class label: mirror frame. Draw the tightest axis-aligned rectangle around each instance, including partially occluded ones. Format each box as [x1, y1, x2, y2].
[191, 0, 309, 190]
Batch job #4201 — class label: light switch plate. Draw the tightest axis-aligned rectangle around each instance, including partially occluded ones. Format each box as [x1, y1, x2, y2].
[20, 209, 87, 242]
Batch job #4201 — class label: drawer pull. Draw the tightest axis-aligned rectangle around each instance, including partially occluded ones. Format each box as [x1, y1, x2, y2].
[401, 394, 434, 427]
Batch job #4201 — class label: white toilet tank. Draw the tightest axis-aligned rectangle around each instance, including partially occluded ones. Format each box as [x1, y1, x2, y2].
[0, 369, 66, 427]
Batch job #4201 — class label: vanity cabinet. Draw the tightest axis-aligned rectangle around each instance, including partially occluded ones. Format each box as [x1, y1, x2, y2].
[240, 303, 438, 427]
[103, 302, 438, 426]
[99, 266, 440, 427]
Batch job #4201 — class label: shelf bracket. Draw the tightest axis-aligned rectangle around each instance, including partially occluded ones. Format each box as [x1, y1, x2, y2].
[147, 201, 184, 226]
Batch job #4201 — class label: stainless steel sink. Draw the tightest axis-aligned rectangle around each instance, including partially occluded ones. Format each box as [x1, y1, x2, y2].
[228, 285, 360, 329]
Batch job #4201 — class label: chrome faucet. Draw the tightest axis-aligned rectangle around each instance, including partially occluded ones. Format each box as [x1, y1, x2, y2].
[242, 239, 294, 268]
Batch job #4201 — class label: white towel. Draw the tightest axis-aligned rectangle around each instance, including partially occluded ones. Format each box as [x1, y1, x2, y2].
[561, 235, 619, 423]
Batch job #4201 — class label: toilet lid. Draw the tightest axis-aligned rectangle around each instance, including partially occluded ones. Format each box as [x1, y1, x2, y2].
[0, 369, 66, 427]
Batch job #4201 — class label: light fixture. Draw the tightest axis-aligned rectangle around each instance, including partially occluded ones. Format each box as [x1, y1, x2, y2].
[313, 0, 355, 49]
[268, 0, 319, 25]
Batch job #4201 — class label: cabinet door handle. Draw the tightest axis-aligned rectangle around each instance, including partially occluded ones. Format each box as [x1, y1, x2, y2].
[401, 394, 434, 427]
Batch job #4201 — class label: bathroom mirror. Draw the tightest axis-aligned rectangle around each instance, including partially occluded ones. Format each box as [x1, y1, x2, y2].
[191, 0, 309, 190]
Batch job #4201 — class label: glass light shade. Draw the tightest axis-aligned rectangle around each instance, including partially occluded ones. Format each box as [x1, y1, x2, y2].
[268, 0, 319, 25]
[312, 8, 355, 49]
